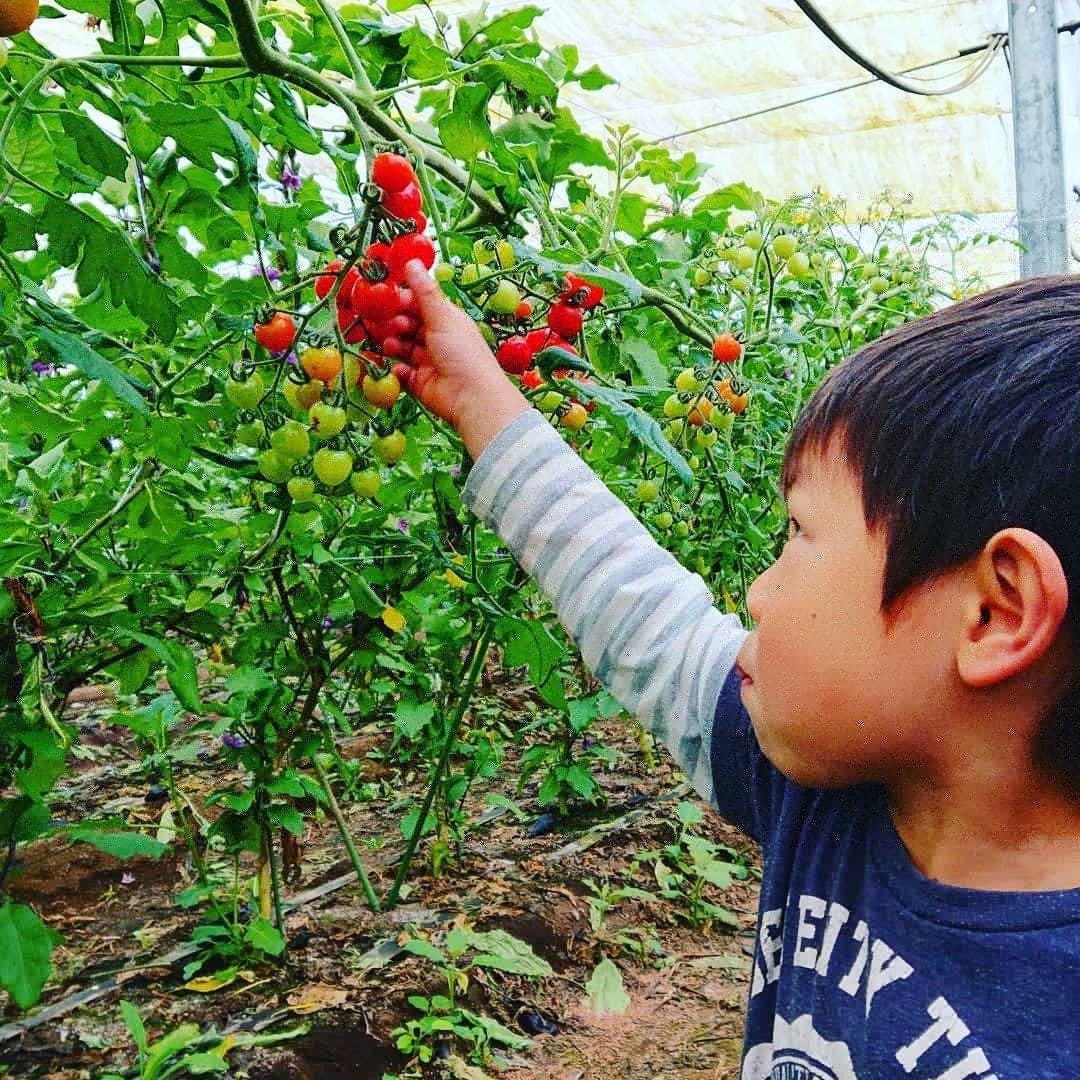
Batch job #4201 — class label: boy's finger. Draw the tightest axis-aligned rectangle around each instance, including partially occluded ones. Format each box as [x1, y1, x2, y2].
[404, 260, 446, 323]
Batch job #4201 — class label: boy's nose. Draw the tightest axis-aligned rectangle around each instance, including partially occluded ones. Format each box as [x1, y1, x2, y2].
[746, 566, 768, 625]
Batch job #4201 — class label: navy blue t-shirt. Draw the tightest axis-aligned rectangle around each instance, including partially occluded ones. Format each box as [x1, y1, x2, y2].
[711, 667, 1080, 1079]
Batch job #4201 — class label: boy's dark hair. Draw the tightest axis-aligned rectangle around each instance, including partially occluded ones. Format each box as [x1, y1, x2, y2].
[782, 274, 1080, 788]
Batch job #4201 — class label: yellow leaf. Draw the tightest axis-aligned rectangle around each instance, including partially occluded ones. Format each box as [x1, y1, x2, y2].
[450, 553, 465, 566]
[185, 970, 238, 993]
[721, 587, 738, 614]
[444, 569, 466, 589]
[381, 605, 406, 632]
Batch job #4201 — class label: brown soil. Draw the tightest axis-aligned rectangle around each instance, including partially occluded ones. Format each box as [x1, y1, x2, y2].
[0, 672, 759, 1079]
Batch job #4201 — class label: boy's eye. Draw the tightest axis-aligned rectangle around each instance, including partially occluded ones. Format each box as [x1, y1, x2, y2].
[786, 516, 802, 540]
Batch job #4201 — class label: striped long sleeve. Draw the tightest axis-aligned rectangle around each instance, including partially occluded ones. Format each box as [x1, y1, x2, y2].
[463, 409, 748, 806]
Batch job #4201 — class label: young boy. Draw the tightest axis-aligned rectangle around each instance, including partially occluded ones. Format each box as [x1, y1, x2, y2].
[398, 263, 1080, 1077]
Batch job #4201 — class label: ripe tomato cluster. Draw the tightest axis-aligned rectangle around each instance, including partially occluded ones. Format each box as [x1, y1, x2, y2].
[224, 150, 442, 502]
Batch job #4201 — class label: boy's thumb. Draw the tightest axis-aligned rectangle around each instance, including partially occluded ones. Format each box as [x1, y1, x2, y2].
[404, 260, 446, 322]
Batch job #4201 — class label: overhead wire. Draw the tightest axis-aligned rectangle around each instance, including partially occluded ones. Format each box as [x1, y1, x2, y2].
[654, 36, 1004, 144]
[792, 0, 1006, 96]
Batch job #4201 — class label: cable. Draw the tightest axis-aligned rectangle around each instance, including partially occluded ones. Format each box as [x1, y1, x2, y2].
[793, 0, 1006, 95]
[654, 39, 1003, 144]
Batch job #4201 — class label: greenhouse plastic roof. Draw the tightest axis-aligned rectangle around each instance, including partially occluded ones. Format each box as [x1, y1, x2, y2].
[33, 1, 1080, 282]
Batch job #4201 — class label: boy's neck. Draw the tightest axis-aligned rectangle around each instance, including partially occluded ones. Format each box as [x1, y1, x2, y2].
[888, 761, 1080, 892]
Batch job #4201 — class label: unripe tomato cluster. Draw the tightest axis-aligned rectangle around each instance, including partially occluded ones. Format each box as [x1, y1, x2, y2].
[223, 149, 436, 501]
[443, 253, 606, 432]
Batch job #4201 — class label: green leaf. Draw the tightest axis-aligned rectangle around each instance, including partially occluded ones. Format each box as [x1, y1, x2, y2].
[36, 201, 178, 341]
[622, 337, 667, 385]
[59, 111, 128, 179]
[464, 929, 553, 976]
[178, 1052, 230, 1074]
[402, 938, 446, 964]
[244, 916, 285, 957]
[119, 999, 149, 1059]
[583, 957, 630, 1015]
[568, 381, 694, 486]
[575, 64, 617, 91]
[498, 616, 567, 711]
[0, 901, 61, 1009]
[267, 804, 304, 835]
[27, 438, 68, 479]
[395, 699, 435, 738]
[695, 182, 761, 214]
[36, 329, 149, 415]
[116, 648, 153, 695]
[438, 85, 494, 160]
[117, 631, 202, 713]
[67, 827, 167, 860]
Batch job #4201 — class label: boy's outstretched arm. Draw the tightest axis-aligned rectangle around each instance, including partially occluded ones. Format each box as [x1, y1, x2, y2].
[397, 263, 748, 805]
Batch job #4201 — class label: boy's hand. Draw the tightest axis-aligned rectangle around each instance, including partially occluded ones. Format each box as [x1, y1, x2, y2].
[396, 261, 531, 460]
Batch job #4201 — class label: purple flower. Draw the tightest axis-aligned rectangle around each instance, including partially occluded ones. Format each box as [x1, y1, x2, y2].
[222, 732, 246, 750]
[264, 266, 282, 282]
[121, 871, 135, 885]
[396, 518, 410, 534]
[448, 464, 462, 478]
[322, 616, 334, 630]
[285, 350, 298, 366]
[281, 167, 302, 192]
[31, 361, 56, 375]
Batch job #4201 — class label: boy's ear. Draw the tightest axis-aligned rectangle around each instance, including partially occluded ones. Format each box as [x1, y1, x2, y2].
[956, 528, 1069, 689]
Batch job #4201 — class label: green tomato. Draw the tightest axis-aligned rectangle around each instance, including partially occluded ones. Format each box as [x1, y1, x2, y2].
[714, 412, 735, 437]
[743, 229, 763, 250]
[663, 394, 689, 419]
[0, 41, 8, 69]
[371, 429, 407, 465]
[654, 511, 674, 530]
[771, 233, 798, 260]
[350, 468, 383, 498]
[225, 371, 264, 410]
[495, 239, 516, 269]
[472, 239, 496, 266]
[309, 402, 347, 439]
[694, 427, 719, 450]
[693, 267, 711, 288]
[636, 479, 660, 503]
[434, 262, 456, 284]
[536, 391, 564, 412]
[664, 418, 686, 440]
[459, 263, 482, 287]
[236, 420, 265, 449]
[270, 419, 311, 459]
[687, 455, 701, 471]
[258, 449, 293, 484]
[485, 279, 521, 315]
[869, 275, 890, 294]
[313, 448, 353, 487]
[672, 520, 690, 538]
[734, 246, 756, 271]
[674, 368, 704, 394]
[287, 476, 316, 503]
[786, 252, 812, 278]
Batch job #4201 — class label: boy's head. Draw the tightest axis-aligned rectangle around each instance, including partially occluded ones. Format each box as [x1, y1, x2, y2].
[780, 274, 1080, 788]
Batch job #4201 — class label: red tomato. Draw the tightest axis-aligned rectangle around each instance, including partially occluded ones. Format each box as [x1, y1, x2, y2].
[411, 212, 427, 233]
[560, 273, 604, 310]
[362, 318, 395, 344]
[381, 335, 413, 360]
[497, 337, 533, 375]
[711, 332, 743, 364]
[382, 183, 422, 219]
[387, 233, 437, 279]
[525, 328, 577, 356]
[520, 368, 544, 389]
[254, 311, 297, 353]
[515, 300, 533, 319]
[546, 301, 584, 338]
[389, 313, 420, 338]
[366, 241, 392, 266]
[353, 280, 403, 321]
[371, 152, 416, 194]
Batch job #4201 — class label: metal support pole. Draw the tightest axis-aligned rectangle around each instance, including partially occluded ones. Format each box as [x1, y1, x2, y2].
[1006, 0, 1069, 277]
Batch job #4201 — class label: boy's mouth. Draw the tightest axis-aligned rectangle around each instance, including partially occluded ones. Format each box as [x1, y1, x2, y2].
[735, 661, 753, 687]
